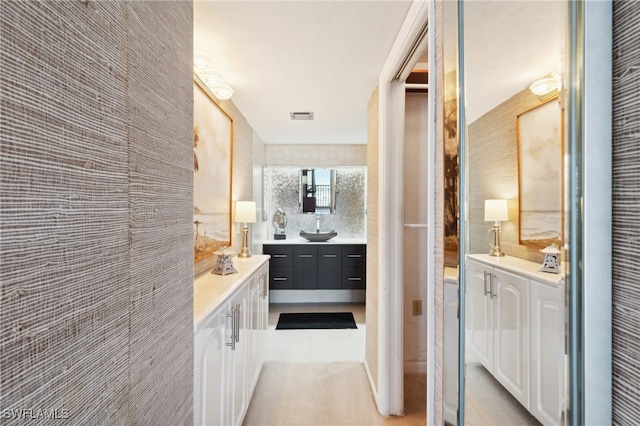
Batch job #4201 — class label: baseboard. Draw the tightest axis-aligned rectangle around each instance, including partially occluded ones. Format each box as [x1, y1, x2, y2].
[363, 358, 382, 415]
[403, 361, 427, 374]
[270, 289, 365, 304]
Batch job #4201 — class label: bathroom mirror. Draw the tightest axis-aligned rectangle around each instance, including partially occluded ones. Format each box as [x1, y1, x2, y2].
[456, 0, 570, 425]
[298, 168, 337, 214]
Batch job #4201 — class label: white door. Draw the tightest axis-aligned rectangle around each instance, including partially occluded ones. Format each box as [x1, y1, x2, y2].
[466, 259, 493, 371]
[530, 280, 563, 425]
[492, 268, 530, 410]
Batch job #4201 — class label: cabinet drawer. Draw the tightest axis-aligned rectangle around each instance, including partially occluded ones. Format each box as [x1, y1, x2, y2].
[342, 267, 366, 289]
[342, 245, 366, 267]
[263, 245, 293, 267]
[269, 267, 293, 289]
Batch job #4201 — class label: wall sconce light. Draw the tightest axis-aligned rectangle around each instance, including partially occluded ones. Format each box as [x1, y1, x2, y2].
[485, 199, 509, 257]
[193, 53, 234, 100]
[529, 71, 560, 97]
[235, 201, 256, 258]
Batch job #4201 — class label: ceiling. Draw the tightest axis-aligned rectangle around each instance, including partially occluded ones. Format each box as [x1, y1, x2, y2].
[462, 0, 564, 124]
[193, 1, 564, 145]
[193, 1, 413, 145]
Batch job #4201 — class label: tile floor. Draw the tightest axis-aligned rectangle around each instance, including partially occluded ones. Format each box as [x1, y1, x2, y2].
[265, 302, 366, 363]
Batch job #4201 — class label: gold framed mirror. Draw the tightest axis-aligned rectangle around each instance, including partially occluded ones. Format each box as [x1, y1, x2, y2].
[516, 96, 564, 249]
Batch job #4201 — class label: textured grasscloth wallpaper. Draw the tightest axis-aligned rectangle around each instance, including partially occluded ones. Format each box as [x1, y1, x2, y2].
[0, 2, 193, 424]
[612, 2, 640, 423]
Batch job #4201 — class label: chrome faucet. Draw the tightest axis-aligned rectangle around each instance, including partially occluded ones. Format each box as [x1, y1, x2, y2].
[316, 214, 321, 233]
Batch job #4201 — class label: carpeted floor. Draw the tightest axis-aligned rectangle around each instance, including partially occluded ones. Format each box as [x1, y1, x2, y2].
[243, 362, 426, 426]
[464, 362, 541, 425]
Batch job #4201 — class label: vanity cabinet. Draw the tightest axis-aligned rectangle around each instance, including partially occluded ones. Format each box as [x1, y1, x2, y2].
[263, 243, 366, 291]
[466, 254, 562, 426]
[530, 278, 563, 426]
[467, 258, 530, 409]
[341, 244, 366, 289]
[264, 245, 293, 290]
[194, 257, 269, 426]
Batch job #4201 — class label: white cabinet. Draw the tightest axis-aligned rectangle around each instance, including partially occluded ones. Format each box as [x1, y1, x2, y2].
[247, 264, 269, 398]
[530, 279, 563, 426]
[194, 304, 228, 425]
[194, 257, 269, 426]
[492, 268, 529, 409]
[466, 254, 562, 425]
[467, 259, 530, 409]
[467, 260, 493, 370]
[443, 272, 459, 425]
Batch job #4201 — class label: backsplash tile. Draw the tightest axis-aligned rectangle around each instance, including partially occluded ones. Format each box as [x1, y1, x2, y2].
[264, 167, 366, 239]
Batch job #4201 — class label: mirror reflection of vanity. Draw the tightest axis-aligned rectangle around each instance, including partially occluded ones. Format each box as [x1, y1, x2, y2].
[299, 168, 338, 214]
[445, 1, 571, 425]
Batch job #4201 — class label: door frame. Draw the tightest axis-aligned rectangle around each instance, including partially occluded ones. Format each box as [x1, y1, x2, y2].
[377, 0, 432, 420]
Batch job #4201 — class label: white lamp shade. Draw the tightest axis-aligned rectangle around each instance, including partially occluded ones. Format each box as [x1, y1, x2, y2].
[235, 201, 256, 223]
[485, 199, 509, 222]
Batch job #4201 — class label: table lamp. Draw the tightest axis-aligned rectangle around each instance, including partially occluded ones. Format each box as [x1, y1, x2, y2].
[485, 199, 508, 257]
[235, 201, 256, 258]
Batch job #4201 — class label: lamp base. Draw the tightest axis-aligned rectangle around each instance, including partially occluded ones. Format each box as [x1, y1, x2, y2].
[488, 224, 505, 257]
[238, 224, 252, 258]
[489, 247, 505, 257]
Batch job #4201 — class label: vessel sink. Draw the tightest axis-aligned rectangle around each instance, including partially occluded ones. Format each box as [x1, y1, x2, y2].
[299, 230, 338, 242]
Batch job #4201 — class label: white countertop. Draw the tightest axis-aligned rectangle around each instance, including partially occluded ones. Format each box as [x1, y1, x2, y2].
[467, 253, 562, 287]
[193, 255, 270, 331]
[262, 237, 367, 245]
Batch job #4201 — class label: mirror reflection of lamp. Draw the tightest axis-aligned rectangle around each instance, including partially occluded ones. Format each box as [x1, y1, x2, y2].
[485, 199, 509, 257]
[235, 201, 256, 258]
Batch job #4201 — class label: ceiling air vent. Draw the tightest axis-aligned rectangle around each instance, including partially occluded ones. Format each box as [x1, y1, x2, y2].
[290, 112, 314, 121]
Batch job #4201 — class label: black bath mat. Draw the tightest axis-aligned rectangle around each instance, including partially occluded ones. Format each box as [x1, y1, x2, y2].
[276, 312, 357, 330]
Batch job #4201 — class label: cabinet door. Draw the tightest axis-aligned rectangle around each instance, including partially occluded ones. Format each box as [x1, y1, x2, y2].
[341, 267, 366, 289]
[318, 246, 342, 289]
[262, 244, 293, 267]
[195, 304, 231, 426]
[269, 267, 293, 289]
[228, 288, 248, 426]
[466, 259, 493, 371]
[293, 245, 317, 289]
[259, 263, 269, 356]
[342, 244, 366, 267]
[444, 280, 459, 425]
[493, 268, 530, 410]
[530, 280, 563, 426]
[247, 273, 262, 396]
